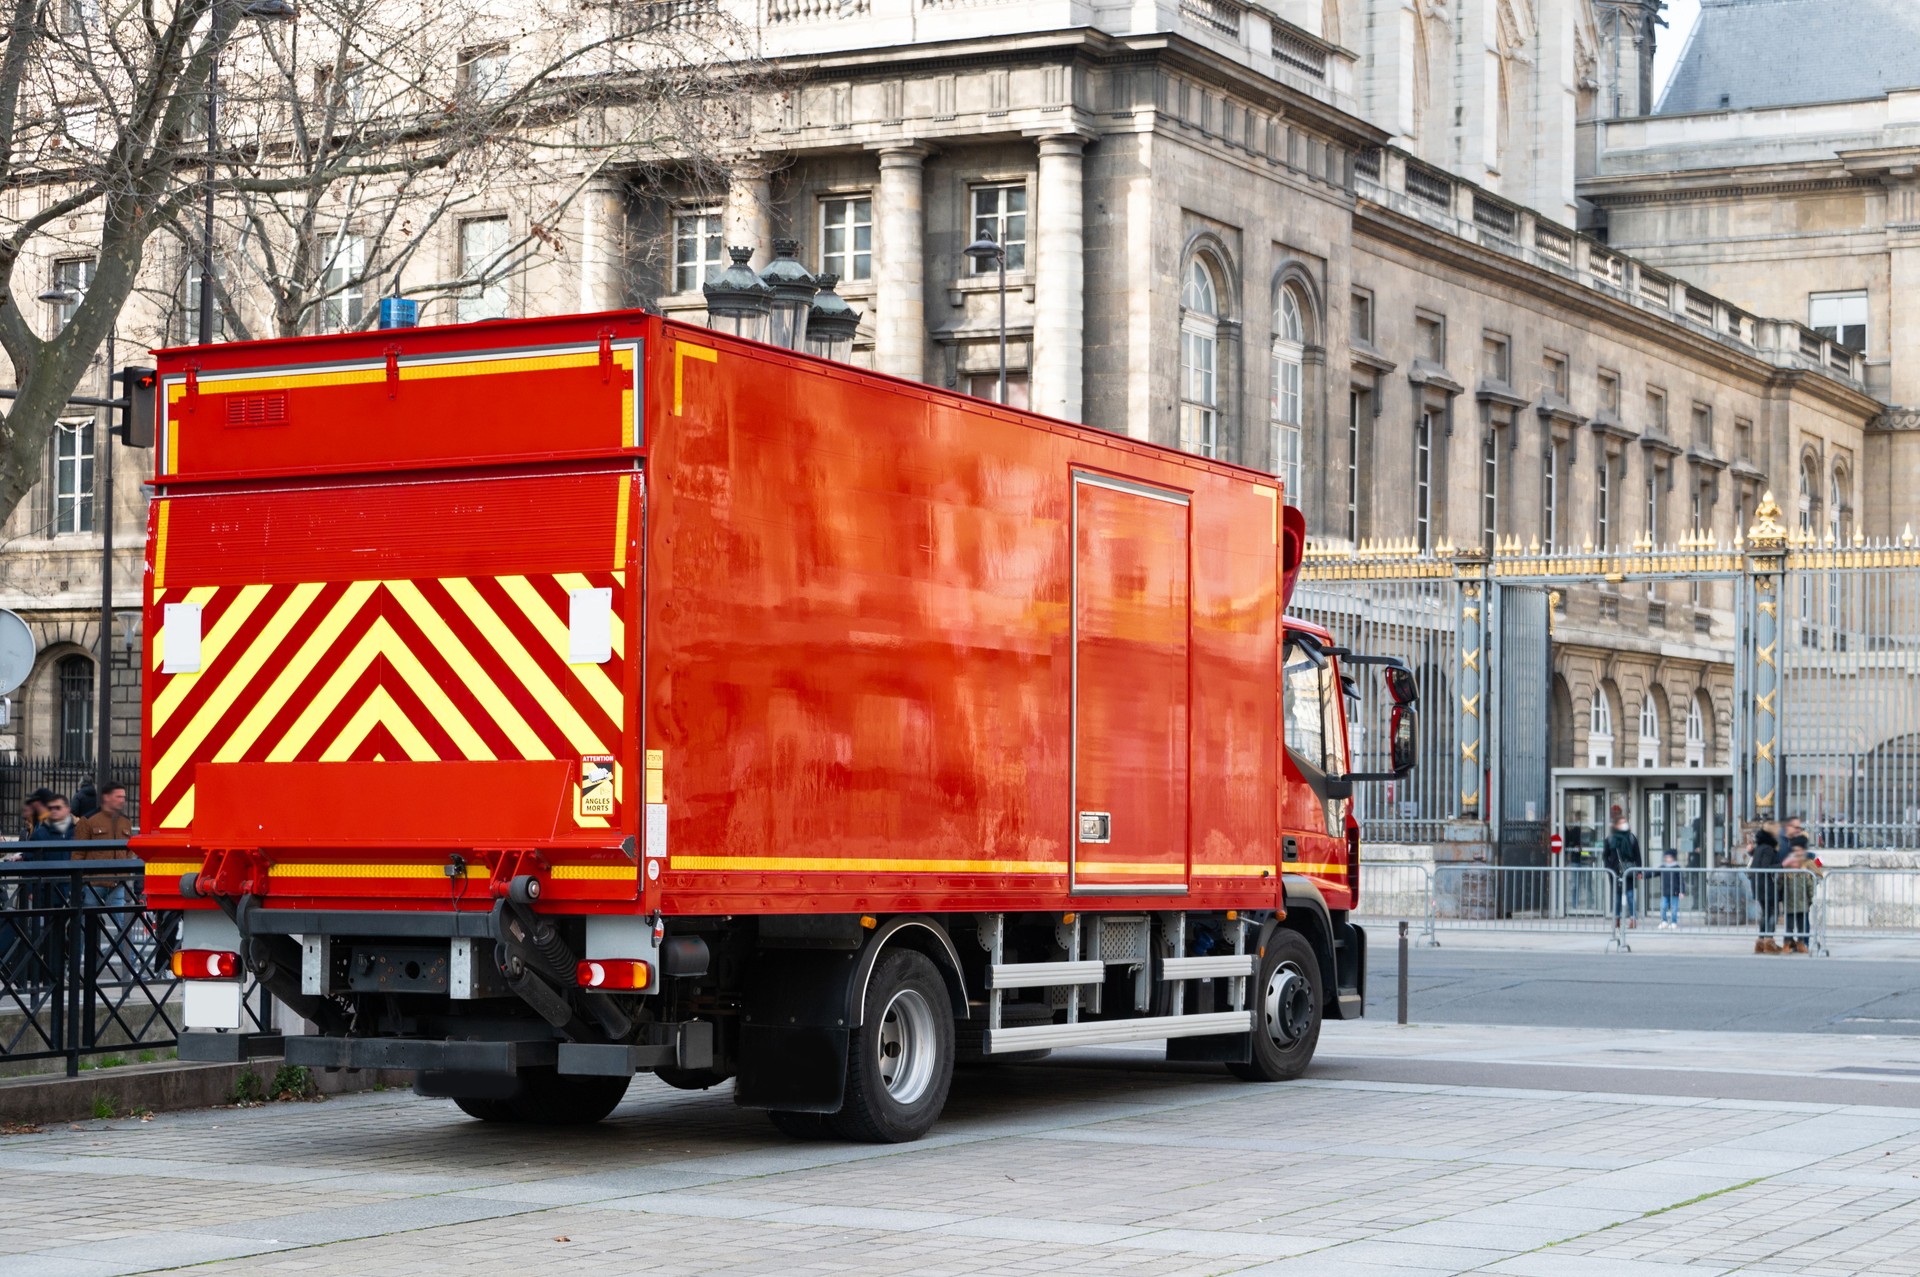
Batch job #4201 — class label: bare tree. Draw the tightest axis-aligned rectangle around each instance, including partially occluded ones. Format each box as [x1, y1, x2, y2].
[1, 0, 759, 525]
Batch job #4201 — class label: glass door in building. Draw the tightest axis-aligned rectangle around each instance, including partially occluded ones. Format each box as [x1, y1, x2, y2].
[1646, 789, 1708, 913]
[1563, 788, 1607, 914]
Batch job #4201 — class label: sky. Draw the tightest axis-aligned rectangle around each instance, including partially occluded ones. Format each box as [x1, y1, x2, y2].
[1653, 0, 1702, 106]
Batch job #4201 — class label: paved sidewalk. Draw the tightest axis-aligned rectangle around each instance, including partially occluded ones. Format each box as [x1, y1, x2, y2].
[8, 1022, 1920, 1276]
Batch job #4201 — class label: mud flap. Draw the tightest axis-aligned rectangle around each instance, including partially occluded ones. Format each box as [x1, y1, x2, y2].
[1166, 1032, 1252, 1064]
[733, 947, 860, 1113]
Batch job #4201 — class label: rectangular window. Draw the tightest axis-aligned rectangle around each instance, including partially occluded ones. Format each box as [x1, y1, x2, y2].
[1691, 486, 1706, 604]
[317, 232, 365, 333]
[1645, 470, 1662, 543]
[1735, 417, 1754, 463]
[1415, 410, 1434, 551]
[1598, 369, 1620, 417]
[1691, 403, 1713, 450]
[1481, 428, 1500, 551]
[1543, 350, 1569, 399]
[672, 209, 725, 294]
[1647, 387, 1668, 435]
[54, 417, 94, 534]
[459, 44, 510, 101]
[1543, 443, 1560, 554]
[1809, 290, 1868, 352]
[819, 196, 873, 283]
[1179, 319, 1219, 459]
[48, 258, 94, 329]
[456, 216, 510, 324]
[1349, 289, 1373, 344]
[1415, 312, 1445, 363]
[1346, 389, 1363, 543]
[970, 183, 1027, 273]
[1482, 332, 1511, 385]
[1596, 457, 1612, 548]
[183, 261, 226, 344]
[966, 373, 1030, 408]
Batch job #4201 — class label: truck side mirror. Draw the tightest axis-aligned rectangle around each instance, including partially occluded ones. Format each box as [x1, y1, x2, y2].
[1385, 666, 1417, 706]
[1390, 704, 1418, 777]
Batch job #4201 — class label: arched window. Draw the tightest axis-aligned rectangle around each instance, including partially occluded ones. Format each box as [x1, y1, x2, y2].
[1685, 695, 1706, 768]
[1830, 465, 1849, 542]
[1271, 285, 1306, 507]
[1797, 452, 1819, 536]
[1179, 258, 1221, 459]
[1637, 695, 1662, 768]
[1587, 688, 1614, 768]
[57, 654, 94, 764]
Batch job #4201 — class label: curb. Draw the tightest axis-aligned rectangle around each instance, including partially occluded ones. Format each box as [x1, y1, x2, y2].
[0, 1057, 412, 1125]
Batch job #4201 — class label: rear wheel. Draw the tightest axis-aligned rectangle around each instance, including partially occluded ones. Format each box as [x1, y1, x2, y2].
[829, 949, 954, 1143]
[504, 1069, 632, 1125]
[1228, 928, 1322, 1083]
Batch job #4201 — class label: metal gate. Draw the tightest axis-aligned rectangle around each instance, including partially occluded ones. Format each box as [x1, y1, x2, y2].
[1495, 585, 1550, 866]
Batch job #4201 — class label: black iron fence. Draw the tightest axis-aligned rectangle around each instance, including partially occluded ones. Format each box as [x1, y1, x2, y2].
[0, 848, 270, 1076]
[1, 756, 143, 829]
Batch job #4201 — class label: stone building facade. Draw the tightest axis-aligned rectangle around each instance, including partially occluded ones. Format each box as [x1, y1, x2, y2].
[0, 0, 1889, 853]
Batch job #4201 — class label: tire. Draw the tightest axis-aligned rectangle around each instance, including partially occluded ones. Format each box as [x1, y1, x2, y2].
[828, 949, 954, 1143]
[767, 1109, 833, 1139]
[504, 1069, 632, 1125]
[452, 1095, 519, 1123]
[1229, 927, 1323, 1083]
[654, 1067, 728, 1091]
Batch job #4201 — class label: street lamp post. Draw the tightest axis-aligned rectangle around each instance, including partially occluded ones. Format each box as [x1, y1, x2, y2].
[199, 0, 298, 345]
[703, 246, 773, 341]
[962, 229, 1007, 404]
[806, 273, 862, 362]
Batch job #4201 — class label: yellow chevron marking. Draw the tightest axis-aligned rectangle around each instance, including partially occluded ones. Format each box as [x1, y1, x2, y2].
[499, 575, 622, 723]
[152, 585, 218, 674]
[556, 572, 624, 662]
[612, 480, 630, 566]
[321, 685, 437, 762]
[387, 580, 550, 761]
[375, 623, 495, 761]
[204, 580, 380, 770]
[152, 583, 272, 727]
[442, 576, 602, 753]
[672, 855, 1065, 875]
[551, 864, 638, 881]
[152, 583, 324, 783]
[161, 786, 195, 829]
[266, 602, 393, 762]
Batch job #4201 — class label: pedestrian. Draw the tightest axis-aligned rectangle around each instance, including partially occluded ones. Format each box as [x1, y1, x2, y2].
[1659, 849, 1682, 929]
[1749, 823, 1784, 954]
[70, 781, 100, 821]
[1603, 813, 1642, 929]
[73, 784, 136, 968]
[1780, 846, 1820, 955]
[26, 794, 77, 857]
[19, 786, 55, 838]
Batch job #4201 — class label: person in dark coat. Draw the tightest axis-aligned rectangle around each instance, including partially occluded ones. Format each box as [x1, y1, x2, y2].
[25, 794, 76, 859]
[1749, 825, 1784, 954]
[1602, 814, 1642, 929]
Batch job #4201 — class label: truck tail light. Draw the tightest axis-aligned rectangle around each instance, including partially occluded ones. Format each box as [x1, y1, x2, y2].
[171, 949, 239, 979]
[577, 959, 651, 990]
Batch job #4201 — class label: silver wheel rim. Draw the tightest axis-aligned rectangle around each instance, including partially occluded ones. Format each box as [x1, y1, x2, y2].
[877, 986, 937, 1105]
[1262, 961, 1314, 1048]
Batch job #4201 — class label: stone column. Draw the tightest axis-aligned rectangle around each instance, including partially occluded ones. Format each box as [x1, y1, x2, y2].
[874, 145, 929, 382]
[577, 178, 625, 313]
[724, 159, 773, 266]
[1032, 134, 1086, 423]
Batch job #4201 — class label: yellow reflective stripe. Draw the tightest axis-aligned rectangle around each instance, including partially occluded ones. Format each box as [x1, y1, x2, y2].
[442, 576, 601, 754]
[144, 861, 200, 877]
[672, 855, 1063, 875]
[268, 863, 488, 880]
[1075, 861, 1189, 877]
[386, 580, 550, 761]
[206, 581, 379, 770]
[550, 865, 637, 880]
[153, 501, 171, 591]
[372, 621, 495, 761]
[151, 584, 326, 792]
[611, 482, 630, 569]
[160, 788, 194, 829]
[498, 574, 622, 724]
[266, 610, 389, 762]
[152, 583, 272, 726]
[199, 351, 602, 398]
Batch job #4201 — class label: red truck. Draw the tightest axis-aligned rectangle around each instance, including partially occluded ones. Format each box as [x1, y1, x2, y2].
[138, 311, 1416, 1141]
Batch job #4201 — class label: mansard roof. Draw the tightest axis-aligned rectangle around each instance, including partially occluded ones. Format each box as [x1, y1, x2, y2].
[1656, 0, 1920, 115]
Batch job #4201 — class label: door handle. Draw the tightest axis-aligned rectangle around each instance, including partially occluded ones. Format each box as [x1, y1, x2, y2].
[1282, 837, 1300, 862]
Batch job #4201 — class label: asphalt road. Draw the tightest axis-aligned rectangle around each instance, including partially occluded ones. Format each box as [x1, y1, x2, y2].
[1363, 937, 1920, 1037]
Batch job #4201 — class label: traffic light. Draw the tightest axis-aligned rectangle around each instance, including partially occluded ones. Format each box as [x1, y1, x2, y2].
[118, 366, 156, 447]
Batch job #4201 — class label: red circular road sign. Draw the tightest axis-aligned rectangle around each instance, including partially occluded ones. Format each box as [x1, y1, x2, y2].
[1549, 833, 1565, 856]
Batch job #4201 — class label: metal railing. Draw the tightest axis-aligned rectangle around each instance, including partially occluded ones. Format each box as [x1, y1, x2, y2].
[1432, 863, 1620, 945]
[1813, 867, 1920, 942]
[1618, 866, 1825, 953]
[1, 851, 271, 1076]
[1355, 861, 1434, 944]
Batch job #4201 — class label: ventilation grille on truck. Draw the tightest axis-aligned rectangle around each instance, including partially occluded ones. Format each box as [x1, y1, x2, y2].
[225, 391, 288, 427]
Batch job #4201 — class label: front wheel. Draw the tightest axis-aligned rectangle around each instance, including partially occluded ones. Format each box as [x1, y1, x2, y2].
[1228, 928, 1323, 1083]
[829, 949, 954, 1143]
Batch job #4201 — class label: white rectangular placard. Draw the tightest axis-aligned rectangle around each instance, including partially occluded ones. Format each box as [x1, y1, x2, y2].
[161, 601, 203, 673]
[183, 980, 242, 1030]
[645, 803, 669, 860]
[568, 587, 613, 664]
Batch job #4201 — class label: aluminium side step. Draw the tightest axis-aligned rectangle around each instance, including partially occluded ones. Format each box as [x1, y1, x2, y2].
[985, 1009, 1253, 1053]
